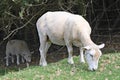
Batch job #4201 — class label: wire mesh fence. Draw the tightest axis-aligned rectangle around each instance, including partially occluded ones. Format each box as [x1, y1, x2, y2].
[86, 0, 120, 52]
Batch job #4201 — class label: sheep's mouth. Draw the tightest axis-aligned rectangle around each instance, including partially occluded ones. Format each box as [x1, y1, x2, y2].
[26, 61, 31, 67]
[26, 62, 30, 67]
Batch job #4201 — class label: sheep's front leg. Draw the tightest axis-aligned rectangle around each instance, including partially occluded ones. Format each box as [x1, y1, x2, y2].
[16, 54, 20, 65]
[66, 43, 74, 64]
[80, 48, 85, 63]
[21, 57, 25, 63]
[11, 56, 14, 63]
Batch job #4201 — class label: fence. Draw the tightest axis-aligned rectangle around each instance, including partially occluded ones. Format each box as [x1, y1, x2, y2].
[86, 0, 120, 52]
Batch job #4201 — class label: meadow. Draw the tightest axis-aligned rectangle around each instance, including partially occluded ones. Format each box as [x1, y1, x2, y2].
[0, 53, 120, 80]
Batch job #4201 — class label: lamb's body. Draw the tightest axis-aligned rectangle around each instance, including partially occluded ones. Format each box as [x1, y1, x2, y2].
[36, 11, 105, 71]
[6, 40, 31, 66]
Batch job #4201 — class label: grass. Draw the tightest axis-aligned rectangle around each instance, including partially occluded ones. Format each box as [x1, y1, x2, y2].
[0, 53, 120, 80]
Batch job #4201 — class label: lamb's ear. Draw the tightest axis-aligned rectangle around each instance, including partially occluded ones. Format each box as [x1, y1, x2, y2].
[98, 43, 105, 49]
[83, 46, 91, 50]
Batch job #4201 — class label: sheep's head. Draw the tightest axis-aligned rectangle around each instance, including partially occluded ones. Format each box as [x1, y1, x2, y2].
[23, 51, 32, 63]
[83, 43, 105, 71]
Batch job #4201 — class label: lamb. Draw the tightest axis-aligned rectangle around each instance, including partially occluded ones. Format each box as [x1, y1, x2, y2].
[5, 40, 31, 66]
[36, 11, 105, 71]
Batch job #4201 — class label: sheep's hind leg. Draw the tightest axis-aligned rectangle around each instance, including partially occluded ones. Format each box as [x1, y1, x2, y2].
[6, 55, 9, 66]
[39, 35, 49, 66]
[44, 41, 51, 58]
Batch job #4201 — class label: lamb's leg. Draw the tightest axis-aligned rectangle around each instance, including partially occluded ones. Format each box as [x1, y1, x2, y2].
[6, 54, 9, 66]
[80, 48, 85, 63]
[11, 56, 14, 63]
[21, 57, 25, 63]
[16, 54, 20, 65]
[66, 43, 74, 64]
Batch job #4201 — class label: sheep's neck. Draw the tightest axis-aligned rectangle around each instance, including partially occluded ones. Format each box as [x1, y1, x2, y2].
[81, 35, 96, 47]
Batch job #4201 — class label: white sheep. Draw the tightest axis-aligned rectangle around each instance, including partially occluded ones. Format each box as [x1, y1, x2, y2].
[36, 11, 105, 71]
[5, 40, 31, 66]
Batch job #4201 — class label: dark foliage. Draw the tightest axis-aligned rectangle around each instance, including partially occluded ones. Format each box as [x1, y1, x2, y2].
[0, 0, 120, 52]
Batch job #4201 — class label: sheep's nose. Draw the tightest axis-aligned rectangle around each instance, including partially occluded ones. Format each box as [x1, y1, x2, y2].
[92, 68, 96, 71]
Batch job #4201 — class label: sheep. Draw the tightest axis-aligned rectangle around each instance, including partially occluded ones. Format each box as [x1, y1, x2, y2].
[5, 40, 31, 66]
[36, 11, 105, 71]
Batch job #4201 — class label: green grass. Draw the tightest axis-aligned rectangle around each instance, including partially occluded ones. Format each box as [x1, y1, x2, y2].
[0, 53, 120, 80]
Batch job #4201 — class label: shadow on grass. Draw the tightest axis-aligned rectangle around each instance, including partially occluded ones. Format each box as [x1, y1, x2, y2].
[0, 63, 29, 76]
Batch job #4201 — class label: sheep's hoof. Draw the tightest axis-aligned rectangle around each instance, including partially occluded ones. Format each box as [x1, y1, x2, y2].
[80, 60, 85, 63]
[39, 62, 47, 66]
[68, 59, 74, 64]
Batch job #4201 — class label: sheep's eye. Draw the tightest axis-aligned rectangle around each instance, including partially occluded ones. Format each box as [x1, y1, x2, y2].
[90, 54, 93, 58]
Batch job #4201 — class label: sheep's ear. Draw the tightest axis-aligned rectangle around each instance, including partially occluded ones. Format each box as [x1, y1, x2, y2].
[83, 46, 91, 50]
[98, 43, 105, 49]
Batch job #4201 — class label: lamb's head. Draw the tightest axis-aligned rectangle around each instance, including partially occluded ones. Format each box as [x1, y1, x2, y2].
[83, 43, 105, 71]
[23, 51, 32, 63]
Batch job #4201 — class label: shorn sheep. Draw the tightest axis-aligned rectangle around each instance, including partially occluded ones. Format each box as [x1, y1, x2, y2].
[36, 11, 105, 71]
[5, 40, 31, 66]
